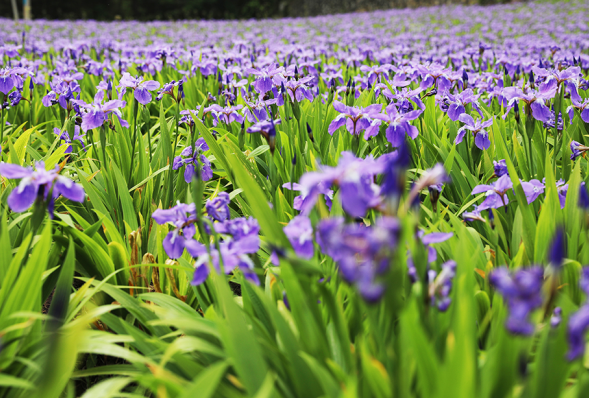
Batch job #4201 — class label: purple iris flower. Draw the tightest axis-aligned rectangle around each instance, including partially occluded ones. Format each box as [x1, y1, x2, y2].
[441, 89, 483, 121]
[566, 98, 589, 124]
[415, 63, 452, 91]
[328, 101, 382, 138]
[567, 267, 589, 361]
[295, 152, 385, 218]
[172, 138, 213, 183]
[556, 179, 568, 209]
[243, 98, 277, 123]
[188, 216, 261, 285]
[246, 63, 284, 94]
[0, 67, 30, 94]
[490, 266, 544, 335]
[503, 80, 557, 123]
[152, 202, 200, 259]
[521, 179, 545, 204]
[532, 65, 581, 87]
[471, 174, 513, 210]
[570, 141, 589, 161]
[316, 216, 400, 302]
[579, 182, 589, 211]
[206, 104, 244, 126]
[0, 161, 85, 216]
[73, 91, 128, 132]
[282, 181, 333, 215]
[283, 215, 314, 259]
[206, 192, 231, 222]
[373, 103, 422, 146]
[494, 159, 508, 177]
[428, 260, 457, 311]
[53, 127, 86, 154]
[455, 113, 493, 150]
[118, 72, 160, 105]
[462, 205, 486, 222]
[246, 118, 281, 136]
[420, 230, 453, 263]
[359, 64, 395, 85]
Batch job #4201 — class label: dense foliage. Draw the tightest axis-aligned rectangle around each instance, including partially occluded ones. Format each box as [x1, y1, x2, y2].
[1, 1, 589, 397]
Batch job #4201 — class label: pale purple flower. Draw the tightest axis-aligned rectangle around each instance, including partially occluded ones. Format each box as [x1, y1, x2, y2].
[118, 72, 160, 105]
[328, 101, 382, 138]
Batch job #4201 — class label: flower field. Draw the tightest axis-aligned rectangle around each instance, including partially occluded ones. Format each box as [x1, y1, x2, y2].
[1, 1, 589, 396]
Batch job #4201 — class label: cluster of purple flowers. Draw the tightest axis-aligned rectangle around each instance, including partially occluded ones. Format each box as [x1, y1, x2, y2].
[316, 216, 401, 302]
[151, 193, 261, 286]
[172, 138, 213, 183]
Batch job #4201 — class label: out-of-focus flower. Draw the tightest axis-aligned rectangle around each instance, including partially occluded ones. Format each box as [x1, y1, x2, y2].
[284, 215, 314, 259]
[206, 192, 231, 222]
[428, 260, 457, 311]
[0, 161, 85, 217]
[490, 266, 544, 335]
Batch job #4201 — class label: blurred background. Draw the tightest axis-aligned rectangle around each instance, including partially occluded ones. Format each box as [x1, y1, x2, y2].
[2, 0, 519, 21]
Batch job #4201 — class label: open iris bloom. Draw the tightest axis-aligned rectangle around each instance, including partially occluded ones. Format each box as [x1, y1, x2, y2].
[152, 202, 200, 259]
[328, 101, 382, 138]
[172, 138, 213, 183]
[471, 174, 512, 211]
[502, 79, 557, 123]
[246, 63, 284, 94]
[73, 90, 129, 131]
[455, 113, 493, 150]
[439, 88, 483, 121]
[373, 103, 422, 146]
[118, 72, 161, 105]
[0, 161, 85, 217]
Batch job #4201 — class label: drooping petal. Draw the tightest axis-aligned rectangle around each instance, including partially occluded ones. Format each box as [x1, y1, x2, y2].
[7, 181, 37, 212]
[134, 87, 152, 105]
[55, 176, 85, 202]
[163, 231, 185, 259]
